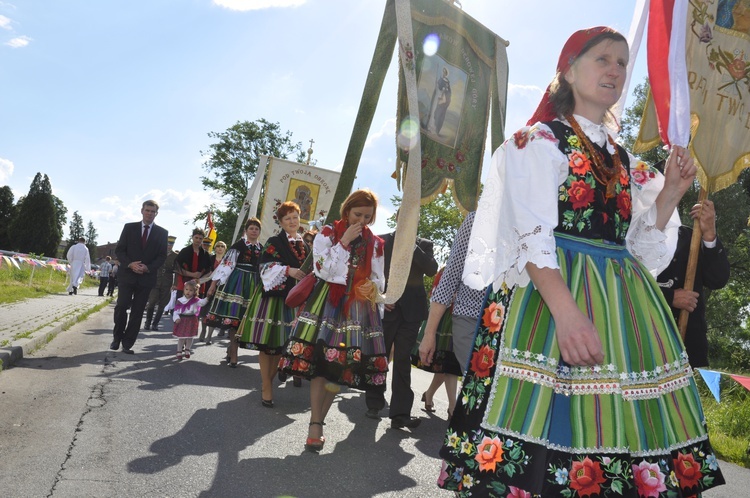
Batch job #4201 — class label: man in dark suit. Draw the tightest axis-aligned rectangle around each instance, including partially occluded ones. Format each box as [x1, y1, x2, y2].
[111, 200, 168, 354]
[657, 199, 730, 368]
[365, 224, 438, 429]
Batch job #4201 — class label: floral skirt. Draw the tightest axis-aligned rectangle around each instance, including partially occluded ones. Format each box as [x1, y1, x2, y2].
[411, 307, 462, 376]
[438, 234, 724, 497]
[173, 315, 199, 338]
[278, 279, 389, 390]
[236, 292, 293, 355]
[205, 264, 260, 329]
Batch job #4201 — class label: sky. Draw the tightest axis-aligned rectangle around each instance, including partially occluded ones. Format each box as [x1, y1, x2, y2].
[0, 0, 648, 254]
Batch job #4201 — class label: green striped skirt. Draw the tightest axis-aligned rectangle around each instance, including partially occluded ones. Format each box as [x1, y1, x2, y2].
[438, 234, 724, 497]
[237, 292, 294, 355]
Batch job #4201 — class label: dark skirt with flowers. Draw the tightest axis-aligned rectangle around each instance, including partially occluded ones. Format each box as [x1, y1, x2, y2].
[205, 263, 261, 329]
[236, 291, 293, 355]
[278, 278, 389, 390]
[411, 309, 462, 376]
[437, 234, 724, 497]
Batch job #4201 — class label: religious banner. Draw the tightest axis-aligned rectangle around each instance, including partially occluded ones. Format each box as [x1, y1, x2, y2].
[258, 157, 340, 242]
[636, 0, 750, 192]
[394, 0, 508, 212]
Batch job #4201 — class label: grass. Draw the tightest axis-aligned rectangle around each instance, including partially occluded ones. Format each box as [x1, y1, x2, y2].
[0, 263, 98, 304]
[697, 374, 750, 468]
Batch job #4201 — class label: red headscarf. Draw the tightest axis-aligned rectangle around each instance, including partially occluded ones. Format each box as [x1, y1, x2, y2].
[527, 26, 623, 126]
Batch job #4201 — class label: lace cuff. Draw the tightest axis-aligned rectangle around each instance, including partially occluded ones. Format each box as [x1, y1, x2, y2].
[625, 205, 674, 276]
[260, 262, 287, 291]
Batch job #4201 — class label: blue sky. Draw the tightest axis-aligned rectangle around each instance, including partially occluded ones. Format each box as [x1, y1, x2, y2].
[0, 0, 646, 252]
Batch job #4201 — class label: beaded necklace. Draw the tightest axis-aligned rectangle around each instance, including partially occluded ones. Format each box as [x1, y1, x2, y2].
[565, 114, 622, 199]
[289, 239, 307, 265]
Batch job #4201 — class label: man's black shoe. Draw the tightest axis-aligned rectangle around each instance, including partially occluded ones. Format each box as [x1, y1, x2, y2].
[121, 348, 135, 354]
[109, 341, 120, 351]
[143, 325, 151, 331]
[391, 416, 421, 430]
[365, 409, 381, 420]
[73, 287, 77, 295]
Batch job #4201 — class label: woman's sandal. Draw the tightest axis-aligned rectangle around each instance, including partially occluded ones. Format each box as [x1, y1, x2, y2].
[305, 421, 325, 453]
[261, 399, 274, 408]
[421, 393, 435, 413]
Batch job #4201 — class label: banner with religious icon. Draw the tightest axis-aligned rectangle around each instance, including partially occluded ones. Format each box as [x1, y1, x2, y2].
[257, 157, 341, 242]
[394, 0, 508, 213]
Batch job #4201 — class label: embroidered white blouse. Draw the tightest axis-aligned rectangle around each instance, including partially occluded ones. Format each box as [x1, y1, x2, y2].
[463, 115, 681, 292]
[312, 228, 386, 293]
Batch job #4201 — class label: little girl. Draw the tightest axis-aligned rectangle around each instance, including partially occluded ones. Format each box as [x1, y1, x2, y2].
[172, 280, 208, 360]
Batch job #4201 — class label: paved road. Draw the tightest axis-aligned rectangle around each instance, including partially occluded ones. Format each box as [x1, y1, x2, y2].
[0, 291, 747, 497]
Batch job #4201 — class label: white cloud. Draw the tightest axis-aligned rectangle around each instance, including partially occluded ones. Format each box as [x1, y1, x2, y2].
[0, 15, 11, 29]
[0, 157, 14, 184]
[5, 35, 30, 48]
[508, 83, 544, 99]
[364, 117, 396, 149]
[213, 0, 306, 11]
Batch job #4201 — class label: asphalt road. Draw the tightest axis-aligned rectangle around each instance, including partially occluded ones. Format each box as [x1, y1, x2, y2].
[0, 303, 747, 497]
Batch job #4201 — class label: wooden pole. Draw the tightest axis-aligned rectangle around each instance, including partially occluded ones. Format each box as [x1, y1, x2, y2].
[677, 187, 708, 339]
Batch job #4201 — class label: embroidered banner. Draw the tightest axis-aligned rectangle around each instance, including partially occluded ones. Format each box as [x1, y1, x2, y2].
[258, 157, 341, 242]
[636, 0, 750, 192]
[394, 0, 508, 212]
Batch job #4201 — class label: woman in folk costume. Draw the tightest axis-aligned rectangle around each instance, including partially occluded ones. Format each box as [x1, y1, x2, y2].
[204, 218, 264, 358]
[437, 27, 724, 497]
[238, 202, 308, 408]
[278, 188, 387, 452]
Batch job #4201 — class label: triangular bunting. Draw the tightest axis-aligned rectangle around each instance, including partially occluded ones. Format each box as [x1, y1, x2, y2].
[729, 374, 750, 393]
[696, 368, 722, 403]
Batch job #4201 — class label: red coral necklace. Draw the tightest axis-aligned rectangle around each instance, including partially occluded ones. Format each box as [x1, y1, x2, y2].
[566, 114, 622, 199]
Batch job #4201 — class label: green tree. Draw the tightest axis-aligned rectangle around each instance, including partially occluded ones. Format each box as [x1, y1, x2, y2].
[0, 185, 15, 250]
[197, 119, 306, 243]
[52, 195, 68, 249]
[65, 211, 85, 254]
[9, 173, 60, 256]
[86, 220, 98, 262]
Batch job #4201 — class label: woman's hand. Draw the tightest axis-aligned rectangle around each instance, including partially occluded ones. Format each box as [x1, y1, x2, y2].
[418, 328, 437, 366]
[288, 268, 306, 280]
[554, 306, 604, 366]
[340, 222, 363, 247]
[208, 281, 217, 296]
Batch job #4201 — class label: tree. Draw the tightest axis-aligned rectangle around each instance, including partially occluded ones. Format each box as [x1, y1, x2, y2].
[86, 220, 98, 262]
[198, 119, 306, 243]
[65, 211, 85, 255]
[619, 78, 669, 167]
[0, 186, 15, 250]
[9, 173, 60, 256]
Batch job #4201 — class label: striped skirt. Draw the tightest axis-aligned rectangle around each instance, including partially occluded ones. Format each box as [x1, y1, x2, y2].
[278, 278, 389, 390]
[205, 264, 260, 329]
[438, 234, 724, 497]
[237, 292, 294, 355]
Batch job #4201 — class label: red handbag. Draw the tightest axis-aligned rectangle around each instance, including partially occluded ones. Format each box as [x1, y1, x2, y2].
[285, 272, 316, 308]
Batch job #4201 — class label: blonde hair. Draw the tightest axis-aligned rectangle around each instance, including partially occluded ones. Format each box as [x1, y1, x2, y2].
[183, 280, 198, 292]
